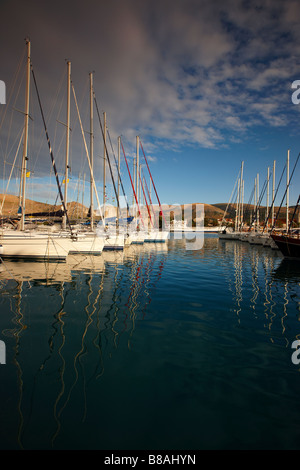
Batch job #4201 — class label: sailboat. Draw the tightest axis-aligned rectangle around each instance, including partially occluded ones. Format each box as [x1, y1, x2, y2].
[138, 138, 168, 243]
[0, 40, 69, 261]
[271, 195, 300, 258]
[269, 151, 300, 257]
[219, 162, 244, 240]
[1, 44, 107, 259]
[46, 66, 107, 255]
[271, 231, 300, 258]
[91, 105, 124, 250]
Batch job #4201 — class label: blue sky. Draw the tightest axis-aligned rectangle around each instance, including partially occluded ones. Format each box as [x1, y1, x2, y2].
[0, 0, 299, 210]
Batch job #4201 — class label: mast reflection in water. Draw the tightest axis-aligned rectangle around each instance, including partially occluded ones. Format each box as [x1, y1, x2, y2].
[0, 235, 300, 450]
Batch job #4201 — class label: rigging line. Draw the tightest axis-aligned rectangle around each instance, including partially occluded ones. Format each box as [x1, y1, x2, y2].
[223, 182, 239, 227]
[142, 167, 158, 226]
[71, 81, 105, 227]
[92, 95, 120, 213]
[261, 163, 286, 233]
[221, 168, 241, 226]
[138, 164, 153, 227]
[248, 177, 268, 231]
[33, 67, 67, 174]
[2, 123, 24, 172]
[67, 76, 89, 177]
[271, 151, 300, 232]
[139, 139, 166, 224]
[241, 187, 255, 230]
[288, 194, 300, 233]
[255, 178, 267, 214]
[0, 128, 24, 216]
[120, 137, 145, 229]
[30, 64, 74, 237]
[106, 128, 131, 216]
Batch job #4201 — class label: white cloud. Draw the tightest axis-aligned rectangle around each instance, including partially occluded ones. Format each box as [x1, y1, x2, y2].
[1, 0, 300, 177]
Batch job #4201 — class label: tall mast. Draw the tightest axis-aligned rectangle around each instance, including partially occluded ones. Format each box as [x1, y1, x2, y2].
[89, 72, 94, 229]
[103, 111, 107, 223]
[272, 160, 276, 228]
[139, 163, 142, 207]
[286, 149, 290, 232]
[133, 155, 136, 208]
[139, 162, 142, 218]
[253, 176, 256, 230]
[117, 136, 120, 222]
[256, 173, 259, 231]
[82, 173, 85, 219]
[239, 161, 244, 231]
[266, 166, 270, 229]
[235, 178, 240, 232]
[62, 60, 71, 230]
[241, 178, 244, 229]
[20, 38, 31, 231]
[136, 136, 139, 219]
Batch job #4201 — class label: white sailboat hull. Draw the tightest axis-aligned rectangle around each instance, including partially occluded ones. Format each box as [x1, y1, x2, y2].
[56, 235, 105, 255]
[125, 232, 145, 245]
[102, 234, 125, 250]
[0, 230, 106, 259]
[144, 230, 169, 243]
[218, 232, 240, 240]
[0, 234, 67, 260]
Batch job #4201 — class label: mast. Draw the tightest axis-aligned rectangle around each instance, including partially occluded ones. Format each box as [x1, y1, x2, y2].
[239, 161, 244, 231]
[117, 136, 120, 223]
[20, 38, 31, 231]
[139, 162, 143, 220]
[253, 176, 256, 230]
[136, 136, 139, 219]
[103, 111, 107, 223]
[286, 149, 290, 232]
[120, 137, 145, 229]
[139, 163, 142, 208]
[62, 60, 71, 230]
[139, 139, 167, 225]
[266, 166, 270, 229]
[82, 173, 85, 219]
[256, 173, 259, 231]
[235, 178, 240, 232]
[241, 178, 244, 230]
[272, 160, 276, 228]
[89, 72, 94, 229]
[133, 155, 136, 208]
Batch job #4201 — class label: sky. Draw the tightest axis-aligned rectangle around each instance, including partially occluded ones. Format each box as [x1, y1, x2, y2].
[0, 0, 300, 210]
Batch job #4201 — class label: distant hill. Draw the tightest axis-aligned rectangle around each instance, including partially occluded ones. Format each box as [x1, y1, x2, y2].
[159, 203, 224, 217]
[212, 202, 293, 221]
[0, 194, 296, 225]
[0, 194, 89, 218]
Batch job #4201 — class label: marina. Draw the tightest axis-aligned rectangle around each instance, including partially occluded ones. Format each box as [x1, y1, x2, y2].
[0, 234, 300, 450]
[1, 2, 300, 452]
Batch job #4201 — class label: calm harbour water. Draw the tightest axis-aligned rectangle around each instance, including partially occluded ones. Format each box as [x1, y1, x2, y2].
[0, 233, 300, 450]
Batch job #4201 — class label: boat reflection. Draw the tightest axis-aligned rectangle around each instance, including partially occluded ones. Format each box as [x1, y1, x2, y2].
[0, 243, 168, 449]
[218, 237, 299, 347]
[272, 258, 300, 284]
[0, 254, 105, 284]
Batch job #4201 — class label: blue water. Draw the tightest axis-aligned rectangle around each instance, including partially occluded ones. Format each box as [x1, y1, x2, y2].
[0, 233, 300, 450]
